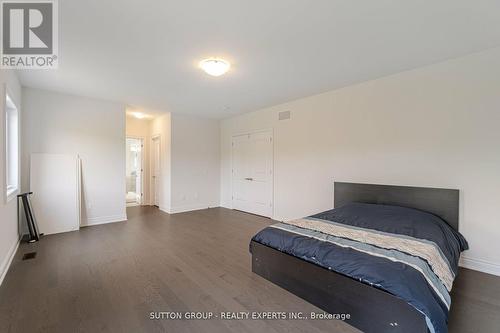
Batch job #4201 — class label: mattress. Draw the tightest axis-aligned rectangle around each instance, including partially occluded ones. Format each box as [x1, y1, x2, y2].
[250, 203, 468, 333]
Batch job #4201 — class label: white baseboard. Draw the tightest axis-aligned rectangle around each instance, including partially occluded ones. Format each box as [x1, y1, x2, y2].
[459, 256, 500, 276]
[0, 238, 20, 287]
[159, 203, 219, 214]
[159, 205, 170, 214]
[169, 203, 219, 214]
[220, 201, 232, 209]
[82, 214, 127, 227]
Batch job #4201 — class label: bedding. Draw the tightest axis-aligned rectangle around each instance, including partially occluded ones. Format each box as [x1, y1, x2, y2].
[250, 203, 468, 333]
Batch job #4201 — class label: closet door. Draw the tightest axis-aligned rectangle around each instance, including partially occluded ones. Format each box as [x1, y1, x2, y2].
[232, 130, 273, 217]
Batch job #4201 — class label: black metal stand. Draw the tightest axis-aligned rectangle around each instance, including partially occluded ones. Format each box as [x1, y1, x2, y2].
[17, 192, 41, 243]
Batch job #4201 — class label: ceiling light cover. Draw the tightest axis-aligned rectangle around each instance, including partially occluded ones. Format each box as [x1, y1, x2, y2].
[132, 112, 145, 119]
[200, 58, 230, 76]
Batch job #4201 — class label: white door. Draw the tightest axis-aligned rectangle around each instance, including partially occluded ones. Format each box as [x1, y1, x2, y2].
[135, 140, 143, 203]
[232, 130, 273, 217]
[152, 136, 160, 206]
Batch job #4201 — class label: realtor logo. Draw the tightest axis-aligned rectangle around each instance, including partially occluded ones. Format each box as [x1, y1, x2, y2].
[1, 0, 58, 68]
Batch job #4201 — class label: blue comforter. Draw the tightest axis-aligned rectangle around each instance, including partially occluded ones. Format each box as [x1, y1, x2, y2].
[251, 203, 468, 333]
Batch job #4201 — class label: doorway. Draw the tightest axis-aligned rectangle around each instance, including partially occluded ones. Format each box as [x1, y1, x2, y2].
[151, 135, 161, 207]
[126, 137, 143, 206]
[232, 130, 273, 217]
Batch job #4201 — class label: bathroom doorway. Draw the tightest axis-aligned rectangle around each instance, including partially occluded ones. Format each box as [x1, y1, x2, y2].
[126, 137, 143, 206]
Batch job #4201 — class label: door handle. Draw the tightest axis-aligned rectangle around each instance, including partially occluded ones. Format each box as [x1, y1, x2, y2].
[245, 177, 254, 181]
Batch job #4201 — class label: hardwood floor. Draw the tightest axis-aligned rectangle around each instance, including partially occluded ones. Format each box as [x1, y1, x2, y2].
[0, 206, 499, 333]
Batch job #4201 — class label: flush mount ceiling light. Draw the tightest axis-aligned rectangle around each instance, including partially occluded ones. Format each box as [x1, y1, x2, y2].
[132, 112, 145, 119]
[199, 58, 230, 77]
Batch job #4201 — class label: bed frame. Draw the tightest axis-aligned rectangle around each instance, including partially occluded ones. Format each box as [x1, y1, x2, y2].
[250, 182, 459, 333]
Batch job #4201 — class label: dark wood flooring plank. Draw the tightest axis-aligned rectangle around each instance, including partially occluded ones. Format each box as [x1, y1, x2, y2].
[0, 206, 498, 333]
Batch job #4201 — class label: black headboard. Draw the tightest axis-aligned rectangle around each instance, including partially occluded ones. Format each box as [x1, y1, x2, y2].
[334, 182, 459, 231]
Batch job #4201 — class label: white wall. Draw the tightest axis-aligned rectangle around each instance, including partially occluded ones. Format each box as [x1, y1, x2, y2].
[22, 88, 127, 226]
[150, 113, 172, 212]
[170, 114, 220, 213]
[0, 69, 21, 285]
[126, 116, 151, 204]
[149, 113, 220, 214]
[221, 47, 500, 276]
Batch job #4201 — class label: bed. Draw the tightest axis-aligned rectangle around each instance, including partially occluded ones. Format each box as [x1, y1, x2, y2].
[249, 182, 468, 333]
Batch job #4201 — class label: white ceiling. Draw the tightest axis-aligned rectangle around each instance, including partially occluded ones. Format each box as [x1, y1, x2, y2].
[18, 0, 500, 118]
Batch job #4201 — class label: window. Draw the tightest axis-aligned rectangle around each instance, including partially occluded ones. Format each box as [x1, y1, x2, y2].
[5, 92, 19, 201]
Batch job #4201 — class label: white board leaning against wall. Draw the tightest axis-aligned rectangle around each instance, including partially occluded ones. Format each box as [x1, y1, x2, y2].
[30, 153, 81, 235]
